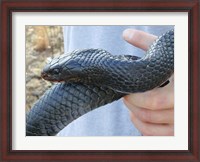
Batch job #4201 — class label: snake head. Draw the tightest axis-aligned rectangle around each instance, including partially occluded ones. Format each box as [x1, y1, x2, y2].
[41, 56, 63, 82]
[41, 49, 110, 83]
[41, 51, 86, 82]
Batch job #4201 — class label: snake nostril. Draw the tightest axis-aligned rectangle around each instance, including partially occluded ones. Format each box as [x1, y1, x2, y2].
[41, 72, 48, 79]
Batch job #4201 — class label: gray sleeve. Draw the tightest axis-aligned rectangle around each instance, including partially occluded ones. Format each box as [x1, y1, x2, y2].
[63, 25, 174, 56]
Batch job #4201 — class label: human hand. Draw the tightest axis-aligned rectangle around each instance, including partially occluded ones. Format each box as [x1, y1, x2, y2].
[122, 29, 174, 136]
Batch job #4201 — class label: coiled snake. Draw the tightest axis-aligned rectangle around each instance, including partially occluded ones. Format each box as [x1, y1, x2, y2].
[26, 29, 174, 136]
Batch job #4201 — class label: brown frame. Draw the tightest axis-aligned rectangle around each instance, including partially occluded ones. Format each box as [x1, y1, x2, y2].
[0, 0, 199, 161]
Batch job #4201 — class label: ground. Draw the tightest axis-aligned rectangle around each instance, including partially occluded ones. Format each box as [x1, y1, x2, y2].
[25, 26, 64, 111]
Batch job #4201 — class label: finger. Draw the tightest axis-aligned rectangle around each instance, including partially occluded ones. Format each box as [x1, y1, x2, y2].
[122, 29, 157, 51]
[124, 99, 174, 124]
[124, 75, 174, 110]
[130, 113, 174, 136]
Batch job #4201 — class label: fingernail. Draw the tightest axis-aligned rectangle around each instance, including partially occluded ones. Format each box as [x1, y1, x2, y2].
[123, 29, 134, 41]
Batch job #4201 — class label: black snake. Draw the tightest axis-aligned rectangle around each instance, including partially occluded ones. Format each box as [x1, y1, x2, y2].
[26, 29, 174, 136]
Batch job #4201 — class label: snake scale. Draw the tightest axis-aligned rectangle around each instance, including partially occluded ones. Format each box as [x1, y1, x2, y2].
[26, 29, 174, 136]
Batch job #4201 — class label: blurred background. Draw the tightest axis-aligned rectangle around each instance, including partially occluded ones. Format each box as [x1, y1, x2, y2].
[26, 26, 64, 111]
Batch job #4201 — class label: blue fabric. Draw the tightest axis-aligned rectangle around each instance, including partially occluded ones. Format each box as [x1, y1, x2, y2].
[57, 25, 174, 136]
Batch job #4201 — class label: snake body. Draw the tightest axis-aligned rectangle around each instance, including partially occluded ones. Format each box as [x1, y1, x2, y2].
[26, 29, 174, 136]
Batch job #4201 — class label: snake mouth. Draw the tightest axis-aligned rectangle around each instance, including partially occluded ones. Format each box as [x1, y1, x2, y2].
[41, 72, 64, 82]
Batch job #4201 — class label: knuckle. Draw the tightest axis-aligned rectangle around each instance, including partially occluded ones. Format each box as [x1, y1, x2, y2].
[147, 95, 165, 110]
[138, 109, 153, 123]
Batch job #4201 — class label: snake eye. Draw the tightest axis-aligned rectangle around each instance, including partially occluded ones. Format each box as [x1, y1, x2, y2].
[52, 68, 60, 75]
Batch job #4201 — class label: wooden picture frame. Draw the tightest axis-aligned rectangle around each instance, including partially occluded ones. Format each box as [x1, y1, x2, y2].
[1, 0, 199, 161]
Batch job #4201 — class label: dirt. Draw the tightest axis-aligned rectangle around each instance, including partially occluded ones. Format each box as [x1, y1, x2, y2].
[25, 26, 64, 111]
